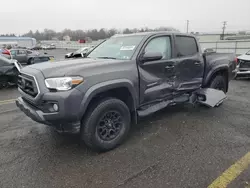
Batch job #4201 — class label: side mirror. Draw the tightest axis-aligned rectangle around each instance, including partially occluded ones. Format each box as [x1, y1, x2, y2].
[140, 52, 163, 63]
[81, 53, 88, 58]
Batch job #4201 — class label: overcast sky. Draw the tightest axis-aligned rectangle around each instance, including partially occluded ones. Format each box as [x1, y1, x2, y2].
[1, 0, 250, 34]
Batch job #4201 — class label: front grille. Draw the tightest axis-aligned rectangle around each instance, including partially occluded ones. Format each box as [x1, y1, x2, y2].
[18, 73, 39, 98]
[239, 59, 250, 68]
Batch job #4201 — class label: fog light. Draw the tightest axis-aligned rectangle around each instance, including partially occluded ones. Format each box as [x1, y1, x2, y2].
[53, 104, 59, 111]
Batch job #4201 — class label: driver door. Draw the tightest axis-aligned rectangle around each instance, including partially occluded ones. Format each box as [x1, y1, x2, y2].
[137, 35, 175, 106]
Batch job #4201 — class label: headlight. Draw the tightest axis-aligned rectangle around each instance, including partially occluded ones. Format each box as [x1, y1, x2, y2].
[45, 76, 83, 91]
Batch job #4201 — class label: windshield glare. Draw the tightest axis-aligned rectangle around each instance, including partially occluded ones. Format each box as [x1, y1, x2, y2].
[87, 36, 144, 60]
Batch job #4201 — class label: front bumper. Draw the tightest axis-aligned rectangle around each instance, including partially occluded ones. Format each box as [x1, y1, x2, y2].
[16, 89, 83, 134]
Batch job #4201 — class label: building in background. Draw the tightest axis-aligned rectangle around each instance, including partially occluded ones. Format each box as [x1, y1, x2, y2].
[0, 37, 36, 48]
[63, 35, 71, 41]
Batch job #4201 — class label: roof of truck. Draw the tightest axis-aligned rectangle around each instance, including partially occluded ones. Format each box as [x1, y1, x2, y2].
[112, 31, 194, 38]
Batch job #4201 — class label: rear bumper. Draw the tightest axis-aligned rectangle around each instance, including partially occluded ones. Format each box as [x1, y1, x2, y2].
[16, 97, 81, 133]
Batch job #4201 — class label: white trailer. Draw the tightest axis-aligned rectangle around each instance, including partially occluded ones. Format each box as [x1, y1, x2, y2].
[0, 37, 36, 48]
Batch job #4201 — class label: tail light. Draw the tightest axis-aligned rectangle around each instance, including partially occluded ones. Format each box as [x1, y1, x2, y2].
[234, 57, 238, 65]
[2, 49, 10, 55]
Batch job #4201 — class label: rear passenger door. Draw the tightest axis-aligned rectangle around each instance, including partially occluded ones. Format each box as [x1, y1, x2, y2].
[16, 50, 27, 63]
[173, 35, 204, 92]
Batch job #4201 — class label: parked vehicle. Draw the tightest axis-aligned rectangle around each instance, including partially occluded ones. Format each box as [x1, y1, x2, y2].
[32, 56, 55, 64]
[0, 48, 11, 59]
[8, 49, 40, 64]
[65, 47, 92, 59]
[15, 32, 237, 152]
[235, 50, 250, 78]
[41, 44, 56, 50]
[0, 55, 21, 89]
[29, 44, 42, 50]
[49, 44, 56, 49]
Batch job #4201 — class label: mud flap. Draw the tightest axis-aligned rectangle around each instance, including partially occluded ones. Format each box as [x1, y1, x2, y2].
[193, 88, 227, 107]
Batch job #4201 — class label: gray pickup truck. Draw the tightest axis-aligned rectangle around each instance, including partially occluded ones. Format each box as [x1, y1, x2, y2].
[16, 32, 237, 151]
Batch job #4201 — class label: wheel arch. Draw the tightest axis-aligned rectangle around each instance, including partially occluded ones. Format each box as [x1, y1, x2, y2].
[79, 79, 138, 124]
[204, 65, 229, 92]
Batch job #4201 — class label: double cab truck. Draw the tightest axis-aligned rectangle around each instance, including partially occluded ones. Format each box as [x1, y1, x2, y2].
[16, 32, 237, 151]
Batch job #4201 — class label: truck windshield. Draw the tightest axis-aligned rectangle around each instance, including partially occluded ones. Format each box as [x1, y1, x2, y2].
[87, 35, 144, 60]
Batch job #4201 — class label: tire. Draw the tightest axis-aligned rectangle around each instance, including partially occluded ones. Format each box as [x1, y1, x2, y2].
[27, 58, 34, 65]
[0, 76, 9, 89]
[81, 98, 131, 152]
[209, 75, 227, 93]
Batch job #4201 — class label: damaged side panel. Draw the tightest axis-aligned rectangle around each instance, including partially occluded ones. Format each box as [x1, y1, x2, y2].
[193, 88, 227, 107]
[0, 65, 19, 87]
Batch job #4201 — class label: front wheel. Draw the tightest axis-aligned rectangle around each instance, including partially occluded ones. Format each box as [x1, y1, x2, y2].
[81, 98, 131, 152]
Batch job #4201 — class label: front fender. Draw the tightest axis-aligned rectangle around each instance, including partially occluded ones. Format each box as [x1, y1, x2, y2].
[78, 79, 138, 118]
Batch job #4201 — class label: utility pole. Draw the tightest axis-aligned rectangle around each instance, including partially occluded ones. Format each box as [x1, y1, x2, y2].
[186, 20, 189, 33]
[222, 21, 227, 40]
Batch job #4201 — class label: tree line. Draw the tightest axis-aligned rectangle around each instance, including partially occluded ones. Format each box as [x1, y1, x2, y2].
[1, 27, 179, 41]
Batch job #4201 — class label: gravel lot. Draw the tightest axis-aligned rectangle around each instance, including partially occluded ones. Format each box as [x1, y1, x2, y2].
[0, 49, 250, 188]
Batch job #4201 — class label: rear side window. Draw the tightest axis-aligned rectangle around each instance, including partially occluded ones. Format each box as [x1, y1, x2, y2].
[175, 36, 198, 57]
[18, 50, 26, 54]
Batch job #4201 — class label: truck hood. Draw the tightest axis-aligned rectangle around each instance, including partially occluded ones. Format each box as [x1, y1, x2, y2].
[27, 58, 126, 78]
[238, 54, 250, 61]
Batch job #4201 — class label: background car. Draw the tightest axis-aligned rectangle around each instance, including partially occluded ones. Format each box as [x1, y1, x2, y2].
[29, 44, 42, 50]
[235, 50, 250, 78]
[0, 48, 11, 59]
[9, 49, 40, 64]
[65, 46, 93, 58]
[0, 55, 20, 88]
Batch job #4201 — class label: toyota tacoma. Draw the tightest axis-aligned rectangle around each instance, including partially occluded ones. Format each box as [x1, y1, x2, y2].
[16, 32, 237, 151]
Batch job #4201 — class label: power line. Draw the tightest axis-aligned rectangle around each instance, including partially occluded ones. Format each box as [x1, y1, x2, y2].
[221, 21, 227, 40]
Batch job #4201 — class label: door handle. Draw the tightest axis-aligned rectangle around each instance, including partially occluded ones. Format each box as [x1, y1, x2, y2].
[194, 61, 201, 65]
[165, 65, 174, 69]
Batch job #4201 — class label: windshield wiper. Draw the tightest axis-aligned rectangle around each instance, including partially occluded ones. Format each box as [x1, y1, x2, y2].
[97, 56, 117, 59]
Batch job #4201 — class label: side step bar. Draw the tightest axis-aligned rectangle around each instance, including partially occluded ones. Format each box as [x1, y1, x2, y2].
[137, 88, 227, 117]
[138, 95, 190, 117]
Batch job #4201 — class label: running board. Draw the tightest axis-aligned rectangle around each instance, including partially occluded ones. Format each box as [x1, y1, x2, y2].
[137, 88, 227, 117]
[138, 95, 190, 117]
[194, 88, 227, 107]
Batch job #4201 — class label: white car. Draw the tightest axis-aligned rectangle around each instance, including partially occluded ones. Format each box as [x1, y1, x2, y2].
[236, 50, 250, 78]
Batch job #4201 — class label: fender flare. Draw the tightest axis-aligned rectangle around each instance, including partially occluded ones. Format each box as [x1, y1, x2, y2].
[79, 79, 138, 119]
[203, 64, 229, 86]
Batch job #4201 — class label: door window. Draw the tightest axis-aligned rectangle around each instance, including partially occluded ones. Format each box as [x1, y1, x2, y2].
[10, 50, 17, 55]
[18, 50, 26, 54]
[175, 36, 198, 57]
[144, 36, 171, 60]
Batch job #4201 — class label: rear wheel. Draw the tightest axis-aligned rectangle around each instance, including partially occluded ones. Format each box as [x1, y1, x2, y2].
[81, 98, 131, 152]
[27, 58, 34, 65]
[0, 76, 9, 89]
[208, 75, 227, 107]
[209, 75, 227, 93]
